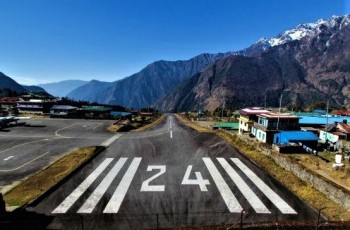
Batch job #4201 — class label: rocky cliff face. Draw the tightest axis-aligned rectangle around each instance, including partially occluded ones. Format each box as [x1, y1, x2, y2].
[156, 15, 350, 112]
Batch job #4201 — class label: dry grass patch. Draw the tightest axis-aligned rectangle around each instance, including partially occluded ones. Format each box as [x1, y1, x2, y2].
[175, 114, 213, 133]
[132, 114, 166, 132]
[107, 123, 123, 132]
[290, 154, 350, 191]
[4, 147, 97, 207]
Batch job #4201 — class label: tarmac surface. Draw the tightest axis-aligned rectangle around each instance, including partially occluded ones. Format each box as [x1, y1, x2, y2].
[0, 118, 114, 193]
[21, 114, 321, 229]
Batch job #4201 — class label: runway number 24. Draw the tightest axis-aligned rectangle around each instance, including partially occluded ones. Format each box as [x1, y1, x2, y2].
[140, 165, 210, 192]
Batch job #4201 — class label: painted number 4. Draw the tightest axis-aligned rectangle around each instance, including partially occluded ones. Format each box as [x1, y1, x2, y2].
[181, 165, 210, 191]
[140, 165, 210, 192]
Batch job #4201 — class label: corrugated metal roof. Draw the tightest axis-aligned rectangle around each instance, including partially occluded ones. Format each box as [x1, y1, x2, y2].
[51, 105, 77, 110]
[214, 122, 239, 129]
[239, 108, 270, 115]
[275, 131, 319, 142]
[110, 111, 132, 117]
[259, 112, 299, 119]
[82, 106, 112, 112]
[299, 116, 350, 125]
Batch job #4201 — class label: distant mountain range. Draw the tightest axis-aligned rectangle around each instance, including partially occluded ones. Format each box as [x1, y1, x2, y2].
[66, 53, 233, 108]
[1, 14, 349, 111]
[66, 80, 113, 102]
[38, 80, 88, 97]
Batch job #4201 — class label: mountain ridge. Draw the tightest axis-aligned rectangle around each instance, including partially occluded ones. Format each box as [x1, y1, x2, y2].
[155, 14, 350, 111]
[67, 52, 234, 108]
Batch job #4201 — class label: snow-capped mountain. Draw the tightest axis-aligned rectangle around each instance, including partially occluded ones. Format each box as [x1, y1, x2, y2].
[156, 14, 350, 112]
[255, 14, 350, 49]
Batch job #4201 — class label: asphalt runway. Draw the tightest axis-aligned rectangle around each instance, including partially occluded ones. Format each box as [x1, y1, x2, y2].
[0, 118, 115, 192]
[25, 114, 321, 229]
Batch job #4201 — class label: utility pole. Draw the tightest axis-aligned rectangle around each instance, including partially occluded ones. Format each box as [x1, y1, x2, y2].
[240, 209, 245, 229]
[325, 100, 329, 143]
[276, 93, 283, 131]
[316, 207, 326, 230]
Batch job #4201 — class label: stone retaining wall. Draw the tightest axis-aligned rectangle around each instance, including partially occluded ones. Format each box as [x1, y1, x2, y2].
[227, 131, 350, 211]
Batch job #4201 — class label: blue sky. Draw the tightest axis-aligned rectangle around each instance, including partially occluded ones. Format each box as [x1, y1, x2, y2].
[0, 0, 348, 85]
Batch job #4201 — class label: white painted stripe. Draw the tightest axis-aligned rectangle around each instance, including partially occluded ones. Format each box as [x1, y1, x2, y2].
[52, 158, 113, 214]
[202, 158, 242, 213]
[3, 156, 14, 161]
[77, 158, 128, 213]
[217, 158, 270, 214]
[170, 130, 173, 138]
[103, 157, 142, 213]
[101, 134, 122, 147]
[231, 158, 297, 214]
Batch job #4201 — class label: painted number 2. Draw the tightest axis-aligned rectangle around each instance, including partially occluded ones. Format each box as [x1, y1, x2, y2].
[181, 165, 210, 191]
[140, 165, 166, 192]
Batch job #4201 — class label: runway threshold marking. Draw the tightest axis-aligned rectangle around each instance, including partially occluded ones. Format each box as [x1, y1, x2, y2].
[231, 158, 297, 214]
[52, 158, 113, 214]
[103, 157, 142, 213]
[3, 156, 14, 161]
[217, 158, 270, 214]
[202, 157, 243, 213]
[0, 151, 50, 172]
[78, 158, 127, 213]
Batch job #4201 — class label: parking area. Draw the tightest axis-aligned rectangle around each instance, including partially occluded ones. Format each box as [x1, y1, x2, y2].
[0, 118, 115, 193]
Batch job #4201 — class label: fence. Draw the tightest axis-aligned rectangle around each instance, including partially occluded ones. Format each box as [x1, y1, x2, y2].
[1, 211, 349, 230]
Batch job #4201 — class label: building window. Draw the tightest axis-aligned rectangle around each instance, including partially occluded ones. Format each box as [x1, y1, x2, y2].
[262, 133, 265, 141]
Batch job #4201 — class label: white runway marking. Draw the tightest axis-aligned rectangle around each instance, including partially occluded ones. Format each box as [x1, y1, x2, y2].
[217, 158, 270, 214]
[101, 134, 123, 147]
[231, 158, 297, 214]
[103, 157, 142, 213]
[0, 139, 50, 154]
[203, 158, 243, 213]
[52, 158, 113, 214]
[3, 156, 14, 161]
[55, 123, 77, 137]
[0, 151, 50, 172]
[78, 158, 128, 213]
[170, 130, 173, 138]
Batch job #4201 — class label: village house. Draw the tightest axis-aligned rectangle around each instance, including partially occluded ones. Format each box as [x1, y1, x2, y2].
[238, 107, 270, 134]
[17, 99, 55, 114]
[251, 112, 300, 143]
[319, 121, 350, 150]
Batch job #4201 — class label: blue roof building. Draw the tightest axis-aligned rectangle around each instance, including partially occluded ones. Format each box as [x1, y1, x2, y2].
[273, 131, 319, 150]
[274, 131, 319, 143]
[298, 116, 350, 126]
